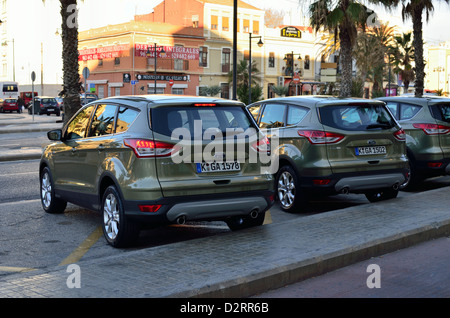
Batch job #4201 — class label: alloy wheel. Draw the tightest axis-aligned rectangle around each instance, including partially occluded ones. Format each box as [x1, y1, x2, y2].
[41, 172, 52, 209]
[278, 171, 295, 209]
[103, 193, 120, 240]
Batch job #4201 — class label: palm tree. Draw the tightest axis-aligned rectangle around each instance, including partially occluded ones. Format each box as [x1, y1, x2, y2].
[391, 32, 415, 93]
[227, 60, 262, 103]
[43, 0, 82, 124]
[309, 0, 370, 97]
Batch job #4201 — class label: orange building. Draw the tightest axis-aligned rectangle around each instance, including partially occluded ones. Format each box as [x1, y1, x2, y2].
[78, 20, 205, 98]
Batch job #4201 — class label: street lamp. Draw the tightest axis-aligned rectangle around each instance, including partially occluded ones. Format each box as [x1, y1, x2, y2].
[433, 66, 445, 91]
[147, 43, 166, 94]
[248, 32, 263, 105]
[1, 39, 15, 82]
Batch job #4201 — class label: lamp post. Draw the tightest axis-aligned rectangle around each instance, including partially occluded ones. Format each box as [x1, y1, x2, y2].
[1, 39, 15, 81]
[284, 52, 302, 95]
[248, 32, 263, 105]
[434, 66, 445, 91]
[147, 43, 166, 94]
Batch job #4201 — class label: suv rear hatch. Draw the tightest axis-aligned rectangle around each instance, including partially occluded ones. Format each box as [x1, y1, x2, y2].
[149, 101, 271, 197]
[429, 100, 450, 170]
[318, 101, 406, 175]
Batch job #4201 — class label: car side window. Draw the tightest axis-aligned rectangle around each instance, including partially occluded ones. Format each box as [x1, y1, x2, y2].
[115, 106, 139, 133]
[385, 102, 399, 120]
[259, 103, 286, 129]
[287, 105, 309, 126]
[88, 104, 117, 137]
[247, 104, 262, 122]
[399, 103, 421, 120]
[65, 105, 95, 140]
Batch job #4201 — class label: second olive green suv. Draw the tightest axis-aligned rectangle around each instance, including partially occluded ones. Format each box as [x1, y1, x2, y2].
[377, 96, 450, 188]
[40, 95, 274, 247]
[248, 96, 409, 213]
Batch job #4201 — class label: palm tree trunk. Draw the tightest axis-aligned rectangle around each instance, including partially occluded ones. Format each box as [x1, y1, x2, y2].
[339, 26, 352, 98]
[412, 6, 424, 97]
[60, 0, 81, 125]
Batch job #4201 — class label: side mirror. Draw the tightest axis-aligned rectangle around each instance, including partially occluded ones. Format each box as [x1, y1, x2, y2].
[47, 129, 62, 141]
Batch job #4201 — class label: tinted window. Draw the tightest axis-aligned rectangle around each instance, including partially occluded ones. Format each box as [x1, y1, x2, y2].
[399, 103, 421, 120]
[287, 105, 309, 126]
[320, 104, 396, 131]
[89, 104, 117, 137]
[259, 104, 286, 129]
[151, 106, 253, 137]
[430, 103, 450, 123]
[385, 102, 399, 119]
[116, 107, 139, 133]
[65, 105, 95, 140]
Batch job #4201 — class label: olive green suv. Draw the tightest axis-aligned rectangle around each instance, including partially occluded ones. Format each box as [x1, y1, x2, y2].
[377, 96, 450, 188]
[40, 95, 274, 247]
[247, 96, 409, 213]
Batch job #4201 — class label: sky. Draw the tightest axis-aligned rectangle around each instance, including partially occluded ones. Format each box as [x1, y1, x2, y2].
[76, 0, 450, 46]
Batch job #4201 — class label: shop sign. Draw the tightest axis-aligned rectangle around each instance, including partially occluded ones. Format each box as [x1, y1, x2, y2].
[79, 44, 130, 61]
[281, 26, 301, 38]
[135, 44, 199, 60]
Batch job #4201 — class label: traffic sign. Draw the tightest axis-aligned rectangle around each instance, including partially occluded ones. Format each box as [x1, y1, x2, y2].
[131, 80, 136, 85]
[169, 79, 174, 87]
[293, 75, 300, 83]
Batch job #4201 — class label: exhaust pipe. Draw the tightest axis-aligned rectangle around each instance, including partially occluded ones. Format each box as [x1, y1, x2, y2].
[392, 183, 399, 191]
[176, 215, 186, 225]
[340, 187, 349, 195]
[249, 209, 259, 219]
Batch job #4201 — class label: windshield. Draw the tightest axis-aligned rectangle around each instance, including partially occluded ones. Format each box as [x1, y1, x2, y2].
[319, 104, 396, 131]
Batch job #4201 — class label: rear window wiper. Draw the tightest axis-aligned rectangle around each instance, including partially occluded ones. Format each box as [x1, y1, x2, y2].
[365, 123, 393, 130]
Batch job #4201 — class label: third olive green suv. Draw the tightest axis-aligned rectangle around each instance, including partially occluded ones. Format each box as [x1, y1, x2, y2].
[40, 95, 274, 247]
[377, 96, 450, 188]
[248, 96, 409, 213]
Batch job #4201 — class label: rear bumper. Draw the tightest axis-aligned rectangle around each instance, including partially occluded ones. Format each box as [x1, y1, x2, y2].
[300, 169, 409, 195]
[123, 190, 275, 224]
[415, 158, 450, 177]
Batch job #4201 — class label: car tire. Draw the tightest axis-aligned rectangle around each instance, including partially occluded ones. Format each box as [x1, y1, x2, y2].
[40, 167, 67, 214]
[276, 165, 305, 213]
[226, 212, 266, 231]
[364, 188, 399, 203]
[101, 185, 140, 248]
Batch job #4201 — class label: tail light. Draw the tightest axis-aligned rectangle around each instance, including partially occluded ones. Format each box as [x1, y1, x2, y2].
[297, 130, 344, 144]
[413, 123, 450, 135]
[251, 136, 271, 155]
[124, 139, 174, 158]
[40, 103, 44, 108]
[394, 129, 406, 141]
[138, 204, 162, 212]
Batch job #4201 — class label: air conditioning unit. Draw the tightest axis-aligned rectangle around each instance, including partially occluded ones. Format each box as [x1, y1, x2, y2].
[277, 76, 284, 86]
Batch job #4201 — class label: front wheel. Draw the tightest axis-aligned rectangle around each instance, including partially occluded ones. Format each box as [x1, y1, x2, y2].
[365, 188, 399, 203]
[40, 167, 67, 214]
[101, 185, 140, 248]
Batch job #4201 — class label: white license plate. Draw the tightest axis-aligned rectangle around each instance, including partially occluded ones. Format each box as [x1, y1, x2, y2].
[47, 109, 54, 112]
[196, 161, 240, 173]
[356, 146, 386, 156]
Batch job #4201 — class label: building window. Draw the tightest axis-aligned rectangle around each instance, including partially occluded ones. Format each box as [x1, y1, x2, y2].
[222, 17, 229, 31]
[174, 45, 184, 70]
[172, 88, 184, 95]
[114, 57, 120, 65]
[253, 21, 259, 35]
[304, 55, 310, 70]
[222, 48, 230, 73]
[221, 83, 229, 99]
[269, 52, 275, 68]
[148, 87, 165, 94]
[199, 46, 208, 67]
[243, 19, 249, 33]
[192, 15, 199, 28]
[98, 59, 103, 67]
[211, 15, 218, 30]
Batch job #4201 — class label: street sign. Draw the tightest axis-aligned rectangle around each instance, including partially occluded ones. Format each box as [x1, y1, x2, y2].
[169, 79, 174, 87]
[31, 71, 36, 82]
[293, 75, 300, 83]
[123, 73, 131, 83]
[82, 67, 90, 79]
[131, 80, 136, 85]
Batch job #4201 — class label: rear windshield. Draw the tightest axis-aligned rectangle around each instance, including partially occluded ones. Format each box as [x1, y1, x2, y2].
[151, 106, 254, 138]
[430, 103, 450, 123]
[319, 104, 396, 131]
[41, 98, 57, 105]
[5, 99, 17, 102]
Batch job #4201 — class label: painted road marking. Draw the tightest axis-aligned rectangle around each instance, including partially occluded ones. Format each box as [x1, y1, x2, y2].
[0, 266, 36, 273]
[59, 226, 103, 266]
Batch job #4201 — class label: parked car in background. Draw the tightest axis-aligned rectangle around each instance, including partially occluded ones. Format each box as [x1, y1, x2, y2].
[40, 95, 274, 247]
[20, 91, 38, 106]
[28, 96, 60, 116]
[247, 96, 409, 212]
[56, 97, 64, 110]
[0, 98, 20, 113]
[377, 96, 450, 188]
[80, 93, 98, 105]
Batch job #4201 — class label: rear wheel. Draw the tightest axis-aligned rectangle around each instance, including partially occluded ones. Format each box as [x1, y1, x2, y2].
[40, 167, 67, 214]
[276, 165, 305, 213]
[226, 212, 266, 231]
[365, 188, 399, 203]
[101, 185, 140, 248]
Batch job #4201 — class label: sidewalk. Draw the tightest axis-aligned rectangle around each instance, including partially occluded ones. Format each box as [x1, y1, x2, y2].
[0, 113, 62, 161]
[0, 185, 449, 298]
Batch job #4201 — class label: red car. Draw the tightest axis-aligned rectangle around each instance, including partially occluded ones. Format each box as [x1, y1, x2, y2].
[1, 98, 20, 113]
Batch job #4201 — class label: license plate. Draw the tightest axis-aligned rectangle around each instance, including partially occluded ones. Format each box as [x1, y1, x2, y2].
[355, 146, 387, 156]
[47, 108, 54, 112]
[196, 161, 240, 173]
